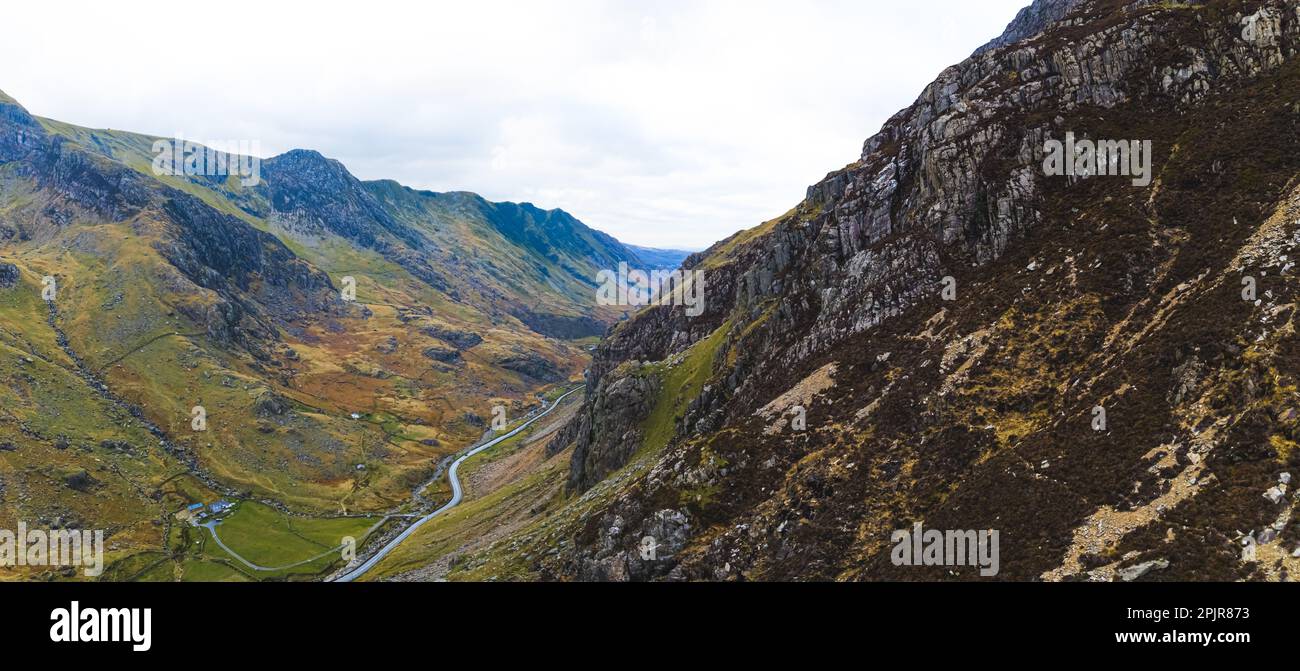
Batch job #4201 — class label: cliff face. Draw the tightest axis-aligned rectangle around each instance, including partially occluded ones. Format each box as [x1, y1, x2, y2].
[550, 0, 1300, 581]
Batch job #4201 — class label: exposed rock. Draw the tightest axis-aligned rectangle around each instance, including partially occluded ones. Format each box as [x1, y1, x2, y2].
[1169, 357, 1206, 406]
[975, 0, 1083, 55]
[567, 369, 660, 491]
[512, 310, 605, 339]
[1118, 559, 1170, 582]
[0, 262, 18, 288]
[575, 508, 691, 582]
[253, 390, 290, 417]
[419, 325, 483, 350]
[98, 439, 133, 454]
[422, 345, 462, 364]
[497, 351, 560, 382]
[63, 469, 97, 492]
[375, 336, 399, 354]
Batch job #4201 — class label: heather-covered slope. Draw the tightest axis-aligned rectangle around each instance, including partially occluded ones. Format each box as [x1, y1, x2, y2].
[429, 0, 1300, 582]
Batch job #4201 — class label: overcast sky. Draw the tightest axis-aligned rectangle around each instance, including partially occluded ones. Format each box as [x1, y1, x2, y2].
[2, 0, 1028, 249]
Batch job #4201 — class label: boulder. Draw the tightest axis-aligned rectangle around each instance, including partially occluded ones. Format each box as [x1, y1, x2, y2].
[0, 262, 18, 289]
[1118, 559, 1170, 582]
[253, 390, 290, 417]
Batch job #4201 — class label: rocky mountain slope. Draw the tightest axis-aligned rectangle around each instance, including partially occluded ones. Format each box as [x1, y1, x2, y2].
[0, 90, 650, 579]
[429, 0, 1300, 582]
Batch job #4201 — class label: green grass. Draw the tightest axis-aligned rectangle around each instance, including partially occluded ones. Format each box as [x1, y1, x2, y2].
[199, 501, 376, 573]
[638, 320, 731, 454]
[366, 456, 564, 580]
[179, 559, 252, 582]
[131, 558, 181, 583]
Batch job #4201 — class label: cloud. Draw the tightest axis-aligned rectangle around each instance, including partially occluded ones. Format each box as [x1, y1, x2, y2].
[1, 0, 1028, 249]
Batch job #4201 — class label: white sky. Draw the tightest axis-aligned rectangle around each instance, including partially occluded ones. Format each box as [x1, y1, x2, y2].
[2, 0, 1028, 249]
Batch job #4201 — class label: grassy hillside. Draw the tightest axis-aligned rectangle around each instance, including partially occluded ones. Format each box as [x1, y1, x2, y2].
[0, 91, 626, 580]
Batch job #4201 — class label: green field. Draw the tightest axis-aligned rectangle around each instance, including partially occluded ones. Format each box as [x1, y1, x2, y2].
[197, 501, 378, 578]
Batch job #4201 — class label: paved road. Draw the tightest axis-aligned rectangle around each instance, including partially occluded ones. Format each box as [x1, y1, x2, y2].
[331, 386, 584, 582]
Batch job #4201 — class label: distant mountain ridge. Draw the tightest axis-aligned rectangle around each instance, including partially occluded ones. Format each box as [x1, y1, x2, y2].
[626, 244, 694, 270]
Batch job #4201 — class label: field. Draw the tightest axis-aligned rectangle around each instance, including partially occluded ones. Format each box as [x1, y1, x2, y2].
[200, 501, 378, 571]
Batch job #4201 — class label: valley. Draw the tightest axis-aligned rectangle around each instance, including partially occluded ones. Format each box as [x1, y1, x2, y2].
[0, 87, 663, 581]
[6, 0, 1300, 585]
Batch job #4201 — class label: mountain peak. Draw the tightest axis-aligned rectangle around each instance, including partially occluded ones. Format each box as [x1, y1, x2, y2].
[974, 0, 1086, 55]
[0, 88, 16, 105]
[275, 148, 327, 161]
[263, 148, 361, 190]
[267, 148, 341, 171]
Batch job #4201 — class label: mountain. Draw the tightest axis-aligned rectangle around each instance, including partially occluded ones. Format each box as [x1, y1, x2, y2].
[0, 89, 653, 579]
[384, 0, 1300, 582]
[625, 245, 694, 270]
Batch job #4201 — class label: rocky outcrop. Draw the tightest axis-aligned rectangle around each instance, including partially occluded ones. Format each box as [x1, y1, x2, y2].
[62, 469, 97, 492]
[0, 262, 18, 288]
[512, 309, 606, 340]
[421, 345, 462, 364]
[496, 350, 563, 382]
[0, 93, 44, 163]
[159, 195, 335, 302]
[574, 508, 691, 581]
[419, 325, 483, 350]
[253, 390, 290, 418]
[567, 368, 661, 491]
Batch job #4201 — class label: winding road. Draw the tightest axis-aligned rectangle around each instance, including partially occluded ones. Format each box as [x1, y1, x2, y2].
[331, 385, 584, 582]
